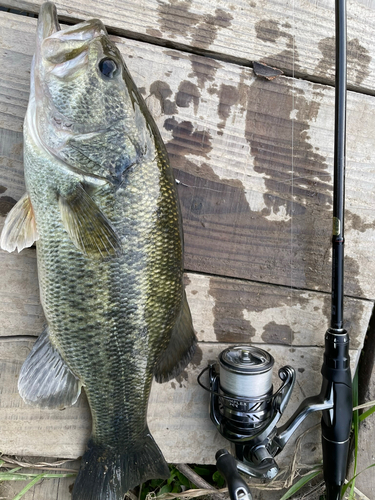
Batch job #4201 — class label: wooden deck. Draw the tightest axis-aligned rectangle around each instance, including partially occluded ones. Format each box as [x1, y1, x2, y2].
[1, 1, 375, 498]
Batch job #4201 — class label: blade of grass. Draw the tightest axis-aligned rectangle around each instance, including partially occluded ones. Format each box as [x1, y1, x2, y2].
[279, 470, 322, 500]
[7, 471, 77, 500]
[0, 473, 33, 481]
[0, 471, 76, 481]
[342, 463, 375, 496]
[11, 473, 45, 500]
[359, 404, 375, 422]
[353, 400, 375, 411]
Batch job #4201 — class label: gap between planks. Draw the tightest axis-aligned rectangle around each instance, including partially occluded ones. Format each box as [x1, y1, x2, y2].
[2, 2, 375, 99]
[185, 269, 375, 305]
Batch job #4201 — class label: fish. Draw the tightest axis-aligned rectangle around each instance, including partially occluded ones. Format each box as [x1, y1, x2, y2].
[0, 2, 197, 499]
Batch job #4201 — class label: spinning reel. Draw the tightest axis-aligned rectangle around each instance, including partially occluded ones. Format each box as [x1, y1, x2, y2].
[198, 339, 350, 500]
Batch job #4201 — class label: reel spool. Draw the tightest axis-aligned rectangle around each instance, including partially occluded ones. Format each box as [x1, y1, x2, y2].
[217, 346, 275, 434]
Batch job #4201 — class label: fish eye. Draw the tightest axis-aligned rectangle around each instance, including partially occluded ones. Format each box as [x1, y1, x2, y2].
[98, 58, 118, 78]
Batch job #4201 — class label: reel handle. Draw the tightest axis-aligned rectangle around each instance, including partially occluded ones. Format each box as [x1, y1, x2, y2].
[215, 449, 252, 500]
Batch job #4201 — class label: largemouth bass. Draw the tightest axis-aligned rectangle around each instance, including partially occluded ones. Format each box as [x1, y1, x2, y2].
[1, 3, 196, 499]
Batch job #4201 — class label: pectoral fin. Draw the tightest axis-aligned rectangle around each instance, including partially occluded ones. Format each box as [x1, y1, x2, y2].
[0, 193, 39, 253]
[59, 183, 122, 259]
[18, 327, 82, 409]
[154, 291, 197, 383]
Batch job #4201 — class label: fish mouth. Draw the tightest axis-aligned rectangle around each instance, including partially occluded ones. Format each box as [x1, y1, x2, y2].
[37, 2, 61, 44]
[38, 2, 107, 63]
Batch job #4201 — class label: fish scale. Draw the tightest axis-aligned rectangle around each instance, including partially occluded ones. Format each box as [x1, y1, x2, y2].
[0, 3, 197, 499]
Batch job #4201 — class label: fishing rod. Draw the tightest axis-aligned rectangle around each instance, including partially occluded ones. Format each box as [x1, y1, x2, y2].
[321, 0, 352, 497]
[197, 0, 352, 498]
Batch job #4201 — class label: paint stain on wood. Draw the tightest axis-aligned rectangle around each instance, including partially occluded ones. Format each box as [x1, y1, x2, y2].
[0, 196, 16, 217]
[157, 0, 200, 39]
[190, 9, 233, 49]
[157, 1, 233, 49]
[164, 118, 212, 159]
[208, 276, 256, 343]
[317, 37, 371, 86]
[149, 80, 178, 115]
[146, 28, 163, 38]
[262, 321, 294, 344]
[217, 83, 240, 132]
[176, 81, 201, 114]
[346, 210, 375, 233]
[255, 19, 301, 72]
[189, 54, 222, 89]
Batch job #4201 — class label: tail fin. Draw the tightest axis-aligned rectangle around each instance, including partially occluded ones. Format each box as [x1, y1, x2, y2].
[72, 427, 169, 500]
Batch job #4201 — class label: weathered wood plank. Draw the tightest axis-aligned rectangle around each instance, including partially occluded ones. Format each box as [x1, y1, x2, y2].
[185, 274, 373, 350]
[1, 13, 375, 299]
[0, 248, 44, 337]
[0, 340, 358, 470]
[1, 0, 375, 94]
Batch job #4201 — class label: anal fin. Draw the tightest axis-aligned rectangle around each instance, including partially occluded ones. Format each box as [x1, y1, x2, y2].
[18, 327, 81, 409]
[154, 291, 197, 383]
[0, 192, 39, 253]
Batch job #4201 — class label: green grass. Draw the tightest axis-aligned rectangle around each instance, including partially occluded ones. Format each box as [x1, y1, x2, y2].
[0, 460, 223, 500]
[0, 460, 77, 500]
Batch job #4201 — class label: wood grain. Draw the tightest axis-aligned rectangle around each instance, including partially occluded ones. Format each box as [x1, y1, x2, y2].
[1, 13, 375, 299]
[1, 0, 375, 94]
